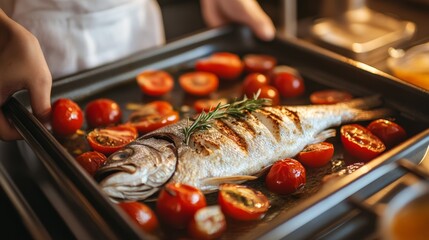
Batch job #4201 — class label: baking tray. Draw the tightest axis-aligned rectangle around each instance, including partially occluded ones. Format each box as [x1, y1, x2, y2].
[4, 26, 429, 239]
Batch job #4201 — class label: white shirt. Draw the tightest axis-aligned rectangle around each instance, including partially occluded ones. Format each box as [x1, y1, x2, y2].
[1, 0, 165, 78]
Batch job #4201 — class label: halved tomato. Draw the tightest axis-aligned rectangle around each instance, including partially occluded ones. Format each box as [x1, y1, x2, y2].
[341, 124, 386, 162]
[85, 98, 122, 128]
[242, 73, 270, 97]
[156, 183, 207, 229]
[265, 158, 306, 195]
[75, 151, 107, 176]
[193, 98, 228, 113]
[51, 98, 84, 136]
[310, 90, 353, 105]
[128, 101, 179, 134]
[297, 142, 334, 168]
[195, 52, 243, 80]
[367, 119, 407, 148]
[243, 54, 277, 73]
[179, 72, 219, 96]
[218, 183, 270, 221]
[87, 125, 138, 155]
[136, 70, 174, 96]
[117, 201, 159, 233]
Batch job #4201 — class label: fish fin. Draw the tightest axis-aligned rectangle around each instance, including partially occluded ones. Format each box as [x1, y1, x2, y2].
[200, 175, 258, 186]
[309, 129, 337, 145]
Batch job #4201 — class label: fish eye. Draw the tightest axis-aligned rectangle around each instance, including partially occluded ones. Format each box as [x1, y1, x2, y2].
[110, 148, 134, 161]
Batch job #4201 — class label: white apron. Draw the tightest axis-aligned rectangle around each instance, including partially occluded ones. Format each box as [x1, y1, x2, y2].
[8, 0, 165, 78]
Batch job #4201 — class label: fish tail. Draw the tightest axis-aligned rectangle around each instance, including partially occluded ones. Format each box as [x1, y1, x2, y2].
[341, 95, 382, 110]
[340, 95, 394, 122]
[350, 108, 395, 122]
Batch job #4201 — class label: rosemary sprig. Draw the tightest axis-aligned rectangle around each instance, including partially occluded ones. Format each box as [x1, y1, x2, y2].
[182, 93, 270, 145]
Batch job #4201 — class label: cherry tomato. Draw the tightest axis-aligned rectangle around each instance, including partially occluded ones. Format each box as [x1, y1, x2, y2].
[179, 72, 219, 96]
[75, 151, 107, 176]
[188, 205, 227, 240]
[156, 183, 207, 229]
[297, 142, 334, 168]
[310, 90, 353, 105]
[258, 85, 280, 106]
[195, 52, 243, 80]
[243, 54, 277, 73]
[193, 98, 228, 113]
[242, 73, 270, 97]
[117, 201, 159, 233]
[87, 125, 138, 155]
[265, 158, 306, 195]
[128, 101, 179, 134]
[85, 98, 122, 128]
[51, 98, 84, 136]
[341, 124, 386, 162]
[218, 183, 270, 221]
[136, 70, 174, 96]
[272, 66, 305, 98]
[367, 119, 407, 148]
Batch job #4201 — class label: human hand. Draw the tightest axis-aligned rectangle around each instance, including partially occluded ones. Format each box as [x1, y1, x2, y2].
[200, 0, 275, 41]
[0, 10, 52, 141]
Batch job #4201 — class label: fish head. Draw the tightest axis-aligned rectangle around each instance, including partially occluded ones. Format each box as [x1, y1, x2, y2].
[95, 137, 177, 201]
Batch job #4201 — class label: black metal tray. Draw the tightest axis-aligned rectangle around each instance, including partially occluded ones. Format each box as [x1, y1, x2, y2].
[4, 26, 429, 239]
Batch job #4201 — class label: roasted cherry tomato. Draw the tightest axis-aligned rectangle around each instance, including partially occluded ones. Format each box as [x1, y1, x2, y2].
[195, 52, 243, 80]
[87, 125, 138, 155]
[179, 72, 219, 96]
[310, 90, 353, 105]
[85, 98, 122, 128]
[243, 54, 277, 73]
[51, 98, 84, 136]
[193, 98, 228, 113]
[117, 201, 159, 233]
[75, 151, 107, 176]
[341, 124, 386, 162]
[218, 183, 270, 221]
[297, 142, 334, 168]
[272, 66, 305, 98]
[367, 119, 407, 148]
[128, 101, 179, 134]
[242, 73, 270, 97]
[156, 183, 207, 229]
[188, 205, 227, 240]
[136, 70, 174, 96]
[258, 85, 280, 106]
[265, 158, 306, 195]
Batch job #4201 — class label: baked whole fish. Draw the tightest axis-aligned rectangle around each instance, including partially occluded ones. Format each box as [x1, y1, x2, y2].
[95, 96, 391, 201]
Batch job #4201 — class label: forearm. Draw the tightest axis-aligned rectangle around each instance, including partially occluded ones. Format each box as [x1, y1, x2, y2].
[0, 9, 12, 51]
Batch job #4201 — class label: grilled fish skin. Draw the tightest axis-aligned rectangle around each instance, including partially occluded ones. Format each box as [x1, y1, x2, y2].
[96, 96, 391, 201]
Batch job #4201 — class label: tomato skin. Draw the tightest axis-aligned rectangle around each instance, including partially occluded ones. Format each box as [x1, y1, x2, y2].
[75, 151, 107, 176]
[188, 205, 227, 240]
[367, 119, 407, 148]
[156, 183, 207, 229]
[87, 125, 138, 155]
[218, 183, 270, 221]
[179, 72, 219, 96]
[51, 98, 84, 136]
[193, 98, 228, 113]
[128, 101, 179, 134]
[341, 124, 386, 162]
[136, 70, 174, 96]
[195, 52, 243, 80]
[117, 201, 159, 233]
[243, 54, 277, 73]
[297, 142, 334, 168]
[242, 73, 270, 97]
[265, 158, 306, 195]
[310, 90, 353, 105]
[272, 66, 305, 98]
[85, 98, 122, 128]
[258, 85, 280, 106]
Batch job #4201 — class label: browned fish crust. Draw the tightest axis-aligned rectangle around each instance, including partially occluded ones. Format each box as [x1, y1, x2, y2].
[214, 119, 248, 153]
[277, 106, 303, 133]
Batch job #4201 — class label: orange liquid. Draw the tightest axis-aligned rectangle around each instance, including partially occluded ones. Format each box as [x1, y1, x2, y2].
[390, 197, 429, 240]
